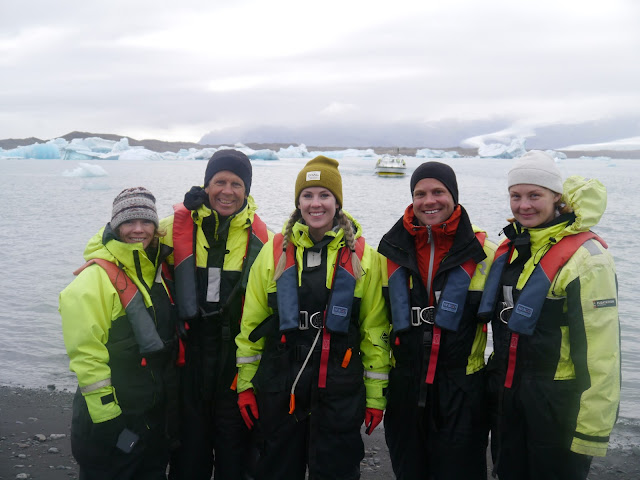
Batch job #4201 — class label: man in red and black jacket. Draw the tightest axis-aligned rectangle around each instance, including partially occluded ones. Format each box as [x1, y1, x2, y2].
[378, 161, 496, 480]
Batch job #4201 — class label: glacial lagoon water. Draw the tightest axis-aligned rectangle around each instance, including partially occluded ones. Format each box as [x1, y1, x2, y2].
[0, 155, 638, 425]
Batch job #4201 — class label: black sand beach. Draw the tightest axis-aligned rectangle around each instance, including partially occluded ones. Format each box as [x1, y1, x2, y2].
[1, 386, 638, 479]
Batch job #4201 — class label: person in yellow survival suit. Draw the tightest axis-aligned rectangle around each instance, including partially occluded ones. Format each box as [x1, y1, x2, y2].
[235, 156, 391, 479]
[161, 149, 272, 480]
[378, 161, 496, 480]
[60, 187, 178, 480]
[480, 150, 621, 480]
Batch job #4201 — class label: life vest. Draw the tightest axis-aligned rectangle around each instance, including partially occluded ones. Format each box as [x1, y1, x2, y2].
[386, 231, 485, 386]
[273, 233, 365, 334]
[73, 259, 165, 354]
[387, 231, 486, 333]
[478, 230, 607, 335]
[172, 202, 269, 321]
[478, 230, 606, 389]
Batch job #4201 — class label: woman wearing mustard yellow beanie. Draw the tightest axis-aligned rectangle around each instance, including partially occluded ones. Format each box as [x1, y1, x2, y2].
[236, 156, 391, 479]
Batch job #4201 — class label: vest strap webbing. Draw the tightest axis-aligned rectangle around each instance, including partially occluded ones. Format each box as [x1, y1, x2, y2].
[272, 233, 365, 334]
[74, 258, 165, 354]
[508, 231, 604, 335]
[173, 203, 199, 320]
[388, 231, 486, 333]
[271, 233, 365, 395]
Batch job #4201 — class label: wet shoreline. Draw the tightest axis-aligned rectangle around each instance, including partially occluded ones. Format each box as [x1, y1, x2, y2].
[1, 385, 638, 479]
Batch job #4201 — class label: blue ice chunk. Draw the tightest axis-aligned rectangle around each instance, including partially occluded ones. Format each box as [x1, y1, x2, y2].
[247, 149, 279, 160]
[416, 148, 462, 159]
[62, 162, 108, 177]
[0, 142, 61, 159]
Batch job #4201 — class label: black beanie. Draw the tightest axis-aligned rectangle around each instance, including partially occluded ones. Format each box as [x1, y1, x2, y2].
[410, 161, 459, 205]
[203, 149, 252, 194]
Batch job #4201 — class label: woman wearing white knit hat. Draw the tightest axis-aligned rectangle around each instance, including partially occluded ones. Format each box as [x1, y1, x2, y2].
[479, 151, 621, 479]
[60, 187, 178, 480]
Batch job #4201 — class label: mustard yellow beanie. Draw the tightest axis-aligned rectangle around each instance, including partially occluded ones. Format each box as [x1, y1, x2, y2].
[294, 156, 343, 207]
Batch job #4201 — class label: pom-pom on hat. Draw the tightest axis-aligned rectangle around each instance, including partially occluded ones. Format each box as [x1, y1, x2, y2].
[204, 149, 252, 194]
[410, 161, 459, 205]
[508, 150, 563, 194]
[294, 156, 343, 207]
[111, 187, 158, 231]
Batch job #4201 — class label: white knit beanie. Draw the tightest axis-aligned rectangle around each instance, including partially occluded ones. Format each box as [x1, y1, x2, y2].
[508, 150, 563, 194]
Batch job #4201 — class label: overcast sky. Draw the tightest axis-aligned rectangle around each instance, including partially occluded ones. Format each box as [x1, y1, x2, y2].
[1, 0, 639, 147]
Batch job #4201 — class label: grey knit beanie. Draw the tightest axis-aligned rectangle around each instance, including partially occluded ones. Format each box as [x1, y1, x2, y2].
[111, 187, 159, 231]
[508, 150, 563, 193]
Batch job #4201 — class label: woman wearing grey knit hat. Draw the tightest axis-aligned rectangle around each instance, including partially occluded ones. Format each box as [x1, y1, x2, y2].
[60, 186, 178, 480]
[480, 150, 620, 480]
[236, 156, 391, 480]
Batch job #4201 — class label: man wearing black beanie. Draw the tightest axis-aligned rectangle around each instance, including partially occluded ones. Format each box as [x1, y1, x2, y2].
[160, 149, 272, 480]
[378, 161, 496, 480]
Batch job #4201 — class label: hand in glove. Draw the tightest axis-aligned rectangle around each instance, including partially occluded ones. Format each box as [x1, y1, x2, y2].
[238, 389, 259, 430]
[364, 408, 384, 435]
[90, 414, 127, 447]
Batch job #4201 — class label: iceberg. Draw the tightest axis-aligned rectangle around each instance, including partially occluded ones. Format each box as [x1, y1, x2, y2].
[545, 150, 567, 160]
[415, 148, 462, 159]
[0, 141, 62, 159]
[476, 137, 528, 159]
[176, 147, 218, 161]
[62, 137, 133, 160]
[62, 163, 109, 177]
[247, 149, 279, 161]
[277, 144, 312, 159]
[119, 148, 165, 161]
[68, 137, 120, 153]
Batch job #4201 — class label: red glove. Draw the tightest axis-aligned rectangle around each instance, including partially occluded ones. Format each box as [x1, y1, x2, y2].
[238, 389, 259, 430]
[364, 408, 384, 435]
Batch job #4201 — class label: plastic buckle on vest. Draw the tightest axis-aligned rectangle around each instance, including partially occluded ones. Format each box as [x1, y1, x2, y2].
[299, 311, 324, 330]
[411, 306, 435, 326]
[299, 311, 309, 330]
[499, 303, 513, 324]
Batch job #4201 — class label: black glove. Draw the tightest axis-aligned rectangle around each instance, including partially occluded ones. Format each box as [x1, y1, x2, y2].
[90, 415, 127, 448]
[183, 186, 208, 210]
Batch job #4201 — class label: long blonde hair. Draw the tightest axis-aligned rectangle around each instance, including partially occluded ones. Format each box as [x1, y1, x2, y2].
[273, 209, 362, 281]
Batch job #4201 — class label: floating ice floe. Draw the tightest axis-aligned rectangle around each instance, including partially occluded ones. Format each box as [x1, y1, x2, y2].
[62, 162, 108, 177]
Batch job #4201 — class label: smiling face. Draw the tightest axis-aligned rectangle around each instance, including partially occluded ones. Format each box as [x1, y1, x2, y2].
[298, 187, 338, 241]
[205, 170, 247, 216]
[509, 184, 561, 228]
[412, 178, 455, 226]
[117, 219, 156, 249]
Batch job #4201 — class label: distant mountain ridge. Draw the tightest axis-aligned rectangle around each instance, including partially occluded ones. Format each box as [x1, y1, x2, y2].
[1, 131, 639, 159]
